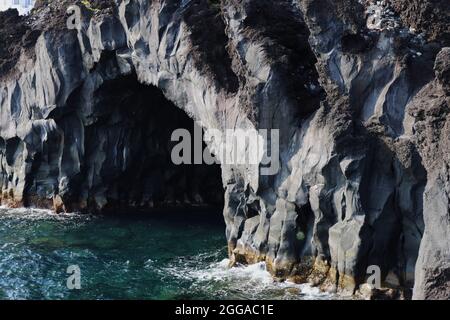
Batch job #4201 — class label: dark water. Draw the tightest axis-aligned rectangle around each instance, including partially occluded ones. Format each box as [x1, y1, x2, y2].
[0, 207, 333, 300]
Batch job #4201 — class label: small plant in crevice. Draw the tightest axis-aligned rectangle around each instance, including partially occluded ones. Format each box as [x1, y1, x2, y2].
[296, 230, 305, 241]
[81, 0, 99, 12]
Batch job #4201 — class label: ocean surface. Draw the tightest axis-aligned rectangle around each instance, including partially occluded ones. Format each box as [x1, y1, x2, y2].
[0, 207, 333, 300]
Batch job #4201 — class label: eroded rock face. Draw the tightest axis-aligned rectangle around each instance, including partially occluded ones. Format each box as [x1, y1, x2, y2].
[0, 0, 448, 299]
[409, 48, 450, 300]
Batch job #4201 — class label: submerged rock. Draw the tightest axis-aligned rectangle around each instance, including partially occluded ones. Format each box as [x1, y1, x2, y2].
[0, 0, 448, 299]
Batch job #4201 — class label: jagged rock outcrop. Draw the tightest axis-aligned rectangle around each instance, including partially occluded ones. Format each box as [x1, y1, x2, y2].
[0, 0, 448, 299]
[408, 47, 450, 300]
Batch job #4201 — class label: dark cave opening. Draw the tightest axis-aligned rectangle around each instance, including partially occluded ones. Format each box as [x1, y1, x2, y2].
[56, 71, 224, 214]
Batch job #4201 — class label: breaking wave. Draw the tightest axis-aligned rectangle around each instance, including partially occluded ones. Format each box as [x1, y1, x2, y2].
[0, 207, 335, 300]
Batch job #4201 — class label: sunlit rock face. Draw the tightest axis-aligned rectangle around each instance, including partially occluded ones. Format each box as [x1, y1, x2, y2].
[0, 0, 448, 299]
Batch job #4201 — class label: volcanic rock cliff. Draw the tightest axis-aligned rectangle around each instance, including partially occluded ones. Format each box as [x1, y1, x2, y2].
[0, 0, 448, 299]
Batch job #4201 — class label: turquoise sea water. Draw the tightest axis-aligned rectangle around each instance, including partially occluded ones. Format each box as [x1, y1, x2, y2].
[0, 207, 332, 300]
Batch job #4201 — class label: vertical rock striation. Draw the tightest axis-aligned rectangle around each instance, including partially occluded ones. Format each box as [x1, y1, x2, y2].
[0, 0, 448, 299]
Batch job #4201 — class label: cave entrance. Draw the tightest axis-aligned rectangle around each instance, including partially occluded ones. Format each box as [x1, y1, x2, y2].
[60, 71, 224, 215]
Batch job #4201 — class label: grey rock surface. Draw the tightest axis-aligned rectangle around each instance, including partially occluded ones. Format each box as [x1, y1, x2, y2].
[0, 0, 448, 299]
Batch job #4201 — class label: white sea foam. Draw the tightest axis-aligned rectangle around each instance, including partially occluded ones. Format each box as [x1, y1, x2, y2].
[0, 207, 93, 221]
[162, 256, 334, 300]
[0, 207, 336, 299]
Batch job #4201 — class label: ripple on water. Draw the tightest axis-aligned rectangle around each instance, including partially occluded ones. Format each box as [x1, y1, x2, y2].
[0, 208, 336, 300]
